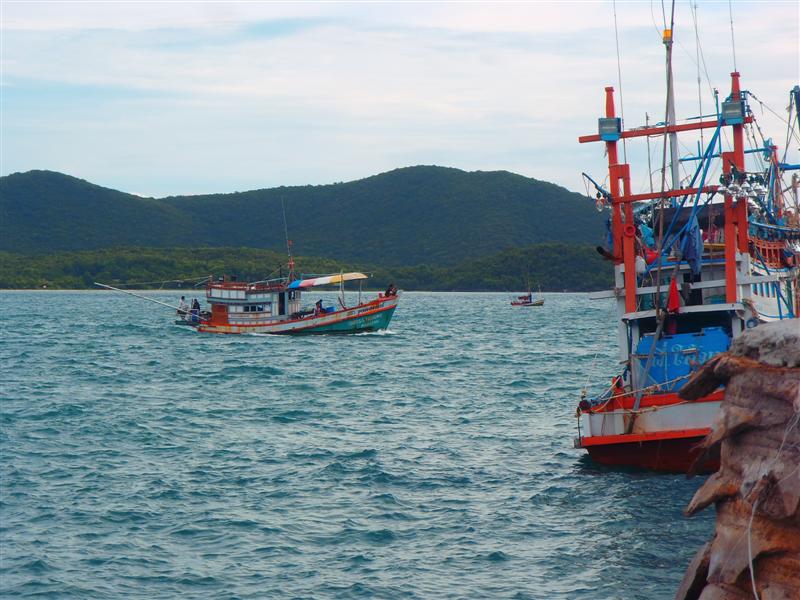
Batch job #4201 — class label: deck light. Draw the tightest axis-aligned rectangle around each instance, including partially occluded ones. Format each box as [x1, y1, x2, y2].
[721, 99, 745, 125]
[598, 117, 622, 141]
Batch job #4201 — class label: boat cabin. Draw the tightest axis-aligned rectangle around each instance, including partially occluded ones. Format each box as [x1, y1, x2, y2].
[205, 277, 302, 326]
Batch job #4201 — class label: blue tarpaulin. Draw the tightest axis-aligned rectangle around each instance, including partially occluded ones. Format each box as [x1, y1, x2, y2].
[683, 214, 704, 275]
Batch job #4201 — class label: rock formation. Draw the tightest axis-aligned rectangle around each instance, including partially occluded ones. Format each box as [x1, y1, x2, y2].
[675, 320, 800, 600]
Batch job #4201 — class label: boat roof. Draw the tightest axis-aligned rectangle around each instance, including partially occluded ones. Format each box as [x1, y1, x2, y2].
[287, 272, 368, 289]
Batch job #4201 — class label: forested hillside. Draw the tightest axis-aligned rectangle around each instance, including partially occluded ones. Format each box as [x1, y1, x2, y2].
[0, 167, 604, 266]
[0, 244, 612, 292]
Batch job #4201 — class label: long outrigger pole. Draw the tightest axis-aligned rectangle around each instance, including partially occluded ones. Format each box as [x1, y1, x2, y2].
[94, 282, 186, 312]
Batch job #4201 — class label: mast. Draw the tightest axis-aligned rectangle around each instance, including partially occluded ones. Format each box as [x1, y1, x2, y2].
[281, 196, 295, 282]
[663, 26, 680, 191]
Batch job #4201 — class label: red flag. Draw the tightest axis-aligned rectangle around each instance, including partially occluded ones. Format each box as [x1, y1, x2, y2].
[667, 277, 680, 314]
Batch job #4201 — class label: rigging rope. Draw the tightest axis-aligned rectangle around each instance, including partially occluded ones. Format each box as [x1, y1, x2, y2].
[747, 91, 800, 147]
[612, 0, 628, 163]
[580, 372, 695, 415]
[580, 295, 618, 400]
[691, 2, 704, 149]
[784, 93, 797, 165]
[649, 0, 663, 38]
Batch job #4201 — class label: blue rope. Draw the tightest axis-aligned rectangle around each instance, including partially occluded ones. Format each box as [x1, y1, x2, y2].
[644, 123, 722, 276]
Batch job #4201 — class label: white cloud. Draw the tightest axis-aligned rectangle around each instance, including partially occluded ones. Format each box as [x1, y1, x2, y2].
[2, 1, 797, 196]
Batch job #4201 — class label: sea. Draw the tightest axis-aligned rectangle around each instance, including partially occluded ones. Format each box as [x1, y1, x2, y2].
[0, 291, 714, 599]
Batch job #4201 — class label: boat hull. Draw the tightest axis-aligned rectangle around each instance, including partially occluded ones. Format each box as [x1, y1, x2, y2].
[578, 432, 718, 473]
[575, 391, 722, 473]
[274, 303, 396, 335]
[197, 297, 397, 335]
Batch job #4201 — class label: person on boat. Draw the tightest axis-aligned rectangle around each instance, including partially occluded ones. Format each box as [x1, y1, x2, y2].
[384, 283, 397, 297]
[190, 298, 201, 323]
[314, 299, 323, 316]
[178, 296, 188, 317]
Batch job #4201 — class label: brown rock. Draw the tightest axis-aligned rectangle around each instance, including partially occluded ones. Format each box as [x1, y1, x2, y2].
[675, 321, 800, 600]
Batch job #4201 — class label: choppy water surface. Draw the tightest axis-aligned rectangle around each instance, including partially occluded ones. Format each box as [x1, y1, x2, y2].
[1, 291, 713, 599]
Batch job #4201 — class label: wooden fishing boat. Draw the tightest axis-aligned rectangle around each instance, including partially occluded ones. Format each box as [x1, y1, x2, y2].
[573, 27, 800, 472]
[96, 207, 400, 334]
[195, 272, 398, 335]
[98, 272, 398, 335]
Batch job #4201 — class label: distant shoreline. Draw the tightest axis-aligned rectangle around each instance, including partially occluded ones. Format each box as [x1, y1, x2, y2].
[0, 244, 611, 293]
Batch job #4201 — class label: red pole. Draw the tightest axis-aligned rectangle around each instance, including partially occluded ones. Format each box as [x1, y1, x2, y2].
[721, 75, 743, 302]
[606, 87, 636, 312]
[602, 87, 637, 313]
[604, 87, 624, 267]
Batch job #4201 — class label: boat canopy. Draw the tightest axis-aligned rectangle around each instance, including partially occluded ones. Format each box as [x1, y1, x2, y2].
[287, 272, 368, 289]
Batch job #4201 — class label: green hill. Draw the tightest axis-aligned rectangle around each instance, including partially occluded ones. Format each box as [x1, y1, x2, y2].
[0, 167, 604, 266]
[0, 171, 196, 251]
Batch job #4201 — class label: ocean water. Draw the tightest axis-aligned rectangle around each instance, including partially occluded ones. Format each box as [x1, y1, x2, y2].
[0, 291, 714, 599]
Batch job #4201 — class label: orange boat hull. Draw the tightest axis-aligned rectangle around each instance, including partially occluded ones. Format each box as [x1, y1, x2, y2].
[575, 391, 722, 473]
[582, 434, 718, 473]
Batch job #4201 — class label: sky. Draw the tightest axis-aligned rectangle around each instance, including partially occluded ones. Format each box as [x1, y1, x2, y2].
[2, 1, 798, 197]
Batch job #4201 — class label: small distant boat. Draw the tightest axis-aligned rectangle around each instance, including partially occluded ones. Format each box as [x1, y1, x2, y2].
[511, 286, 544, 307]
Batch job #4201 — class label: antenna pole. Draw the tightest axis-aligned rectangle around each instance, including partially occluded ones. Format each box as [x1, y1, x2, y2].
[728, 0, 737, 72]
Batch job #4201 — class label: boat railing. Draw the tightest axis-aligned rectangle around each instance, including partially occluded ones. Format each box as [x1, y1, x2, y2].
[749, 220, 800, 241]
[206, 280, 286, 293]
